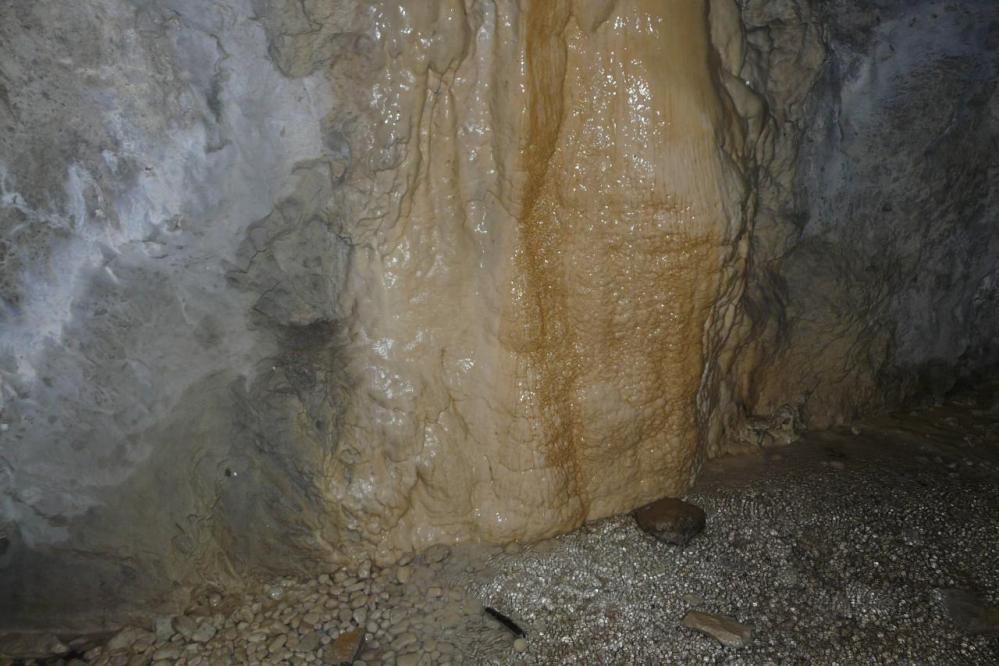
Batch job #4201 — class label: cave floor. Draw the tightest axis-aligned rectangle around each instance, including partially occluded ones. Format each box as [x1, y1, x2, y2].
[10, 385, 999, 665]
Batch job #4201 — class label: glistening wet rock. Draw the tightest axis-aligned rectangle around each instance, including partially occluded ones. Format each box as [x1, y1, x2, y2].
[632, 497, 706, 545]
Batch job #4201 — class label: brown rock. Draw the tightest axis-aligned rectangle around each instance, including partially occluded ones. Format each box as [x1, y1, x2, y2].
[632, 497, 705, 545]
[327, 627, 364, 665]
[681, 610, 753, 647]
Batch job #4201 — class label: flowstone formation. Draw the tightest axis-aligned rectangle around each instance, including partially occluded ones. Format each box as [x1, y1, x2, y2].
[321, 0, 751, 559]
[0, 0, 997, 631]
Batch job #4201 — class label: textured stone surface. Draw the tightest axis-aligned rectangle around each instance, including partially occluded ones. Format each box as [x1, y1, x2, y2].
[716, 0, 999, 453]
[0, 0, 998, 631]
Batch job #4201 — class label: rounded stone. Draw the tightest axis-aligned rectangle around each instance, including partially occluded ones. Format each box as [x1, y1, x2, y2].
[632, 497, 706, 546]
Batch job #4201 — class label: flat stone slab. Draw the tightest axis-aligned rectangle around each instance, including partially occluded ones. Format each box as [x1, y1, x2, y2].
[328, 627, 364, 665]
[681, 610, 753, 647]
[939, 589, 999, 634]
[632, 497, 706, 545]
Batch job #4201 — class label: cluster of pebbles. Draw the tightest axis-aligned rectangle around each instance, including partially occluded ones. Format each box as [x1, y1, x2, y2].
[47, 543, 531, 666]
[6, 387, 999, 664]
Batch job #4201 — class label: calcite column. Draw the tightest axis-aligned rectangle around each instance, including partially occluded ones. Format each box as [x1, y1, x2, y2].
[329, 0, 747, 556]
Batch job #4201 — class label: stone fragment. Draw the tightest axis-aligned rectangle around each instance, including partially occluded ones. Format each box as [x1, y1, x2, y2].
[396, 566, 412, 584]
[357, 559, 372, 579]
[268, 634, 287, 653]
[173, 615, 198, 641]
[484, 607, 525, 636]
[683, 593, 705, 607]
[397, 653, 420, 666]
[681, 611, 753, 647]
[191, 622, 217, 643]
[633, 497, 706, 546]
[107, 627, 154, 653]
[513, 638, 528, 652]
[328, 627, 364, 665]
[423, 544, 451, 563]
[152, 645, 182, 660]
[298, 631, 321, 653]
[154, 616, 175, 641]
[940, 589, 999, 634]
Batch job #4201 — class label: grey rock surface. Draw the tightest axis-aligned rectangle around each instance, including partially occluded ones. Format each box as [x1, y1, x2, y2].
[722, 0, 999, 450]
[0, 0, 342, 628]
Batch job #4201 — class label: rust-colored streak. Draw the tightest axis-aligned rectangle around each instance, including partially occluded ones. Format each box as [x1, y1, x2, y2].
[513, 0, 729, 523]
[518, 0, 586, 511]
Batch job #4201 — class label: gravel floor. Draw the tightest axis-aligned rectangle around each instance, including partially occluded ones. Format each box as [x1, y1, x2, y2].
[6, 386, 999, 665]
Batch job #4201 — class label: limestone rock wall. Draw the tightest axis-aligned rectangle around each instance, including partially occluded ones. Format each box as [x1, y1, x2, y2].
[718, 0, 999, 452]
[1, 0, 997, 630]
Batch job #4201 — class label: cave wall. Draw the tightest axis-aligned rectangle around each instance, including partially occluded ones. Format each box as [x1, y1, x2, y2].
[720, 0, 999, 452]
[0, 0, 346, 627]
[0, 0, 997, 629]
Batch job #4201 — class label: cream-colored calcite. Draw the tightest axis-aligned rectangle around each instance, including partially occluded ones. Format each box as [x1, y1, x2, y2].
[328, 0, 749, 555]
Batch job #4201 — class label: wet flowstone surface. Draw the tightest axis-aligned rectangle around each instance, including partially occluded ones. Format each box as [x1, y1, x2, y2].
[5, 387, 999, 665]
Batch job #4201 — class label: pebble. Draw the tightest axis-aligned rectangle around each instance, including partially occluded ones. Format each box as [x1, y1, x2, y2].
[329, 627, 365, 664]
[358, 559, 372, 579]
[106, 627, 153, 653]
[299, 631, 321, 653]
[513, 638, 528, 652]
[267, 634, 287, 653]
[154, 616, 175, 641]
[681, 610, 753, 647]
[151, 645, 182, 660]
[424, 544, 451, 563]
[191, 623, 217, 643]
[632, 497, 706, 546]
[396, 653, 420, 666]
[172, 615, 198, 641]
[682, 593, 705, 607]
[397, 566, 413, 584]
[504, 542, 523, 555]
